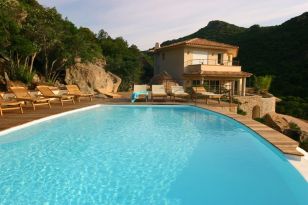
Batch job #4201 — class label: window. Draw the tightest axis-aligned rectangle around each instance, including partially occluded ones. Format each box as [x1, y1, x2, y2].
[217, 53, 223, 65]
[192, 50, 208, 65]
[204, 80, 220, 93]
[192, 80, 201, 86]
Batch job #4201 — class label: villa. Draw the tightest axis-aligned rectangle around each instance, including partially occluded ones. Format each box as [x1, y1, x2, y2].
[153, 38, 252, 96]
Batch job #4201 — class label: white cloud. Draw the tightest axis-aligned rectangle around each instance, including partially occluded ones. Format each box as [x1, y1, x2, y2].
[37, 0, 308, 50]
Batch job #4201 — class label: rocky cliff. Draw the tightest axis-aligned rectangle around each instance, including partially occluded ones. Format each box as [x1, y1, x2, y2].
[65, 60, 121, 94]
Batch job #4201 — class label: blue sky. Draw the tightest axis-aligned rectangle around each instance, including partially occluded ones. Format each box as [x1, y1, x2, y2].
[38, 0, 308, 50]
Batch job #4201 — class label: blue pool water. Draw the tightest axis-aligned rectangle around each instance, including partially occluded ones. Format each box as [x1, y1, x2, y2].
[0, 105, 307, 205]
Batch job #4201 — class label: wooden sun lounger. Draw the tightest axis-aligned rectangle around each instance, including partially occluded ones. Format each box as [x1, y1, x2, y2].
[66, 85, 94, 102]
[10, 86, 51, 110]
[36, 86, 75, 106]
[151, 85, 168, 102]
[192, 86, 223, 104]
[0, 92, 23, 116]
[170, 86, 190, 101]
[96, 88, 122, 99]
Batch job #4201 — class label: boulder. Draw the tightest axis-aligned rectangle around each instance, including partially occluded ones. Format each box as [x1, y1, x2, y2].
[65, 61, 121, 94]
[264, 112, 290, 133]
[32, 74, 41, 84]
[300, 131, 308, 143]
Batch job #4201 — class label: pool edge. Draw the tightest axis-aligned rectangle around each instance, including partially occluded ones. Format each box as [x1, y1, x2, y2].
[0, 104, 100, 136]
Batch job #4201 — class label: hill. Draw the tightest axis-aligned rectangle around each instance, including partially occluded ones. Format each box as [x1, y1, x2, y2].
[0, 0, 150, 91]
[162, 12, 308, 99]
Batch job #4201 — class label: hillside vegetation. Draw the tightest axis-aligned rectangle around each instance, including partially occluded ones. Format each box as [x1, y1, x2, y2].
[0, 0, 151, 90]
[163, 13, 308, 119]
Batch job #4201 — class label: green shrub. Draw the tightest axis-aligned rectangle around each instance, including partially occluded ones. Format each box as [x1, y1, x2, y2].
[254, 117, 265, 123]
[253, 75, 272, 94]
[15, 66, 35, 84]
[300, 140, 308, 152]
[237, 107, 247, 115]
[289, 122, 301, 131]
[276, 96, 308, 120]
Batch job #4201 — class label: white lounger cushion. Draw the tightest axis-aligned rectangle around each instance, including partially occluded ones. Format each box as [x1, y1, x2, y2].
[134, 85, 147, 92]
[152, 85, 167, 95]
[200, 92, 222, 96]
[171, 86, 187, 94]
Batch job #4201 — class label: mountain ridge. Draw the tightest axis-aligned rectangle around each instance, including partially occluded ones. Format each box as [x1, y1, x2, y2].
[161, 12, 308, 98]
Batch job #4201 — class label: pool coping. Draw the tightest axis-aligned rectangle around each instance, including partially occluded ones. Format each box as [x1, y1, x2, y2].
[0, 104, 100, 136]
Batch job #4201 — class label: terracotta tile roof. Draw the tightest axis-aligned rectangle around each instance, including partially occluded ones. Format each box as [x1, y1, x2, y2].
[184, 71, 252, 78]
[157, 38, 239, 51]
[186, 38, 238, 49]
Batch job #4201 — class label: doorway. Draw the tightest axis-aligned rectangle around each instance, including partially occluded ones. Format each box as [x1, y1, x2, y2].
[252, 105, 261, 119]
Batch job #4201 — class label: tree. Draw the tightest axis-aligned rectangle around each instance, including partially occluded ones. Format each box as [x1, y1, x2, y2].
[99, 35, 143, 90]
[97, 29, 109, 40]
[253, 75, 272, 94]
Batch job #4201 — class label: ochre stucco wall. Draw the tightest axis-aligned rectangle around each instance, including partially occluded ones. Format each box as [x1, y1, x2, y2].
[155, 47, 184, 83]
[154, 46, 239, 85]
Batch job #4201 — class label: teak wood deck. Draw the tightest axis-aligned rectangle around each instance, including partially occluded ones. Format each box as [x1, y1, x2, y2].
[0, 97, 303, 156]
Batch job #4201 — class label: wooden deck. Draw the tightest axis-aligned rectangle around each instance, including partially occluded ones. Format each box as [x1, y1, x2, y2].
[0, 96, 303, 156]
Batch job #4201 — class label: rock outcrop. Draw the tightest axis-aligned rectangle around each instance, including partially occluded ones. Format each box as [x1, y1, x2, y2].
[300, 131, 308, 142]
[65, 60, 121, 94]
[264, 112, 290, 133]
[263, 112, 308, 144]
[31, 74, 41, 85]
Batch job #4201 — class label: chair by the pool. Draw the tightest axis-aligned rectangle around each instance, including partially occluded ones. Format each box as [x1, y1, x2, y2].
[37, 86, 75, 106]
[192, 86, 222, 104]
[66, 85, 94, 102]
[131, 85, 148, 102]
[96, 88, 122, 99]
[10, 86, 51, 110]
[170, 86, 190, 101]
[0, 92, 24, 116]
[151, 85, 168, 102]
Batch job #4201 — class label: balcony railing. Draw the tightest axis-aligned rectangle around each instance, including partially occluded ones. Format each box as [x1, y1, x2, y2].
[184, 59, 240, 67]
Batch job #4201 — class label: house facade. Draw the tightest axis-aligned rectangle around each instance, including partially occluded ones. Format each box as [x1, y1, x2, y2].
[153, 38, 252, 96]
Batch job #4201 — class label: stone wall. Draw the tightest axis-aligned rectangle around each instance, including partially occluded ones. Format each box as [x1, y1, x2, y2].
[261, 97, 276, 115]
[235, 95, 276, 118]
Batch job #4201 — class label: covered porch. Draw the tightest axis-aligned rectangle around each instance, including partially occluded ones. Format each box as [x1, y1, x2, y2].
[183, 71, 252, 96]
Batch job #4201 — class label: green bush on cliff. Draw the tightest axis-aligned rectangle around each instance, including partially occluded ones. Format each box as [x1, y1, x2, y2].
[276, 96, 308, 120]
[98, 31, 143, 90]
[0, 1, 152, 89]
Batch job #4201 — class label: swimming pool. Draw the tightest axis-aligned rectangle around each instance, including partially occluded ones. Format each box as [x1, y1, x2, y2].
[0, 105, 307, 204]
